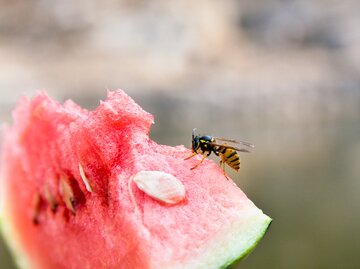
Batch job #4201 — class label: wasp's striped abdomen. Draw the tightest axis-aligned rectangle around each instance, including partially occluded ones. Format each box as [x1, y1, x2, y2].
[219, 146, 241, 171]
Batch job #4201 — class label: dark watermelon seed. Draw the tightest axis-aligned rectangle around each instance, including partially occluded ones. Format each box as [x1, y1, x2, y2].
[59, 176, 76, 215]
[44, 185, 58, 213]
[32, 193, 41, 225]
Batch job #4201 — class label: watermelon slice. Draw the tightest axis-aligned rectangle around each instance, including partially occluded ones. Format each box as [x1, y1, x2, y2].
[0, 90, 271, 269]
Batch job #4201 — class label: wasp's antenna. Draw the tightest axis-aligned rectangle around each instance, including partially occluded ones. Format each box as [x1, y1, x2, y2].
[192, 128, 196, 140]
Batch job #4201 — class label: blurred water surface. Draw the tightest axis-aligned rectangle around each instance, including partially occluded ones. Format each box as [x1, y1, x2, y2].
[1, 1, 360, 268]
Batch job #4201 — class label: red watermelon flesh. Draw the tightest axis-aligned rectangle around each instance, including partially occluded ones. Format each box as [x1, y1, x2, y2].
[0, 90, 271, 269]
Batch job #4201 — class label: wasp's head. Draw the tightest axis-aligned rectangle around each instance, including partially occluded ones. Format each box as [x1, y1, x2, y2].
[191, 128, 200, 152]
[192, 136, 201, 152]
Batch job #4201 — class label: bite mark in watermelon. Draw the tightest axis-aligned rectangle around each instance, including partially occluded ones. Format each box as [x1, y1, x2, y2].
[0, 90, 271, 269]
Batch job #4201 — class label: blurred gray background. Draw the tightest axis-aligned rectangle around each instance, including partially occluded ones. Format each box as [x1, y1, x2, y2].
[1, 0, 360, 268]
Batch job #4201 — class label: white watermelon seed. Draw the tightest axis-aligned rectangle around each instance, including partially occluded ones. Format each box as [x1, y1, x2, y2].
[79, 163, 93, 193]
[132, 171, 186, 205]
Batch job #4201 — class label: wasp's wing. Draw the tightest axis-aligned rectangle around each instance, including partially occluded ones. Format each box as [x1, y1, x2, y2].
[208, 142, 252, 153]
[213, 137, 255, 149]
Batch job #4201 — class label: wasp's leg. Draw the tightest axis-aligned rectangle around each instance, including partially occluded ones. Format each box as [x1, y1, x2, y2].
[184, 152, 197, 160]
[219, 160, 230, 180]
[219, 160, 224, 171]
[190, 153, 208, 170]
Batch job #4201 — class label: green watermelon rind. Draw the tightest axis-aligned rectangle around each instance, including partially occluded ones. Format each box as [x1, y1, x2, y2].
[220, 216, 272, 269]
[0, 208, 32, 269]
[169, 210, 271, 269]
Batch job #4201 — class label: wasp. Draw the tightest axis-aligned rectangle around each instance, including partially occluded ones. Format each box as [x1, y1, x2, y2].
[185, 128, 254, 177]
